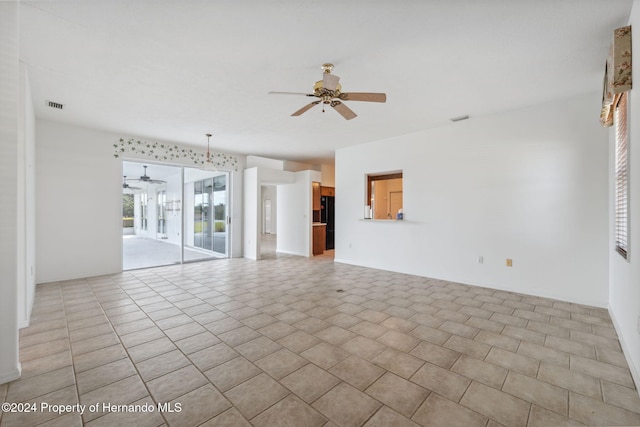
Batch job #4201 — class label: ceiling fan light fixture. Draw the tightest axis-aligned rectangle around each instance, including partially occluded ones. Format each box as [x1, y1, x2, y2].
[321, 63, 334, 74]
[269, 63, 386, 120]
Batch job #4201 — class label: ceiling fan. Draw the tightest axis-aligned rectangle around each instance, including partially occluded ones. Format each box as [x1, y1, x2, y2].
[125, 165, 166, 185]
[122, 176, 142, 191]
[269, 63, 386, 120]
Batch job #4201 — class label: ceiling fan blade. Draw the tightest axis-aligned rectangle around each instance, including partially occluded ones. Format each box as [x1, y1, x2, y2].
[291, 101, 321, 116]
[128, 165, 167, 184]
[323, 73, 340, 91]
[340, 92, 386, 103]
[331, 101, 357, 120]
[269, 91, 316, 97]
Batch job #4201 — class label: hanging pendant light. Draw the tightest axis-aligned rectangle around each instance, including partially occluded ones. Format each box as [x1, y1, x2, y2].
[203, 133, 217, 171]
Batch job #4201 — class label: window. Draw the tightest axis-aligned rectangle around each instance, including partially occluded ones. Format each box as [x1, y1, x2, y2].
[192, 175, 228, 253]
[366, 172, 403, 219]
[122, 194, 134, 229]
[614, 92, 629, 259]
[157, 190, 167, 238]
[140, 193, 148, 231]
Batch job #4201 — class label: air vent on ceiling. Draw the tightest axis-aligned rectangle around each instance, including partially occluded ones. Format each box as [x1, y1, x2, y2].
[450, 115, 469, 122]
[46, 101, 64, 110]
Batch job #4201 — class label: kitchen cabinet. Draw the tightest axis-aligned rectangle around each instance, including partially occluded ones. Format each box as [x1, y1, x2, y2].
[312, 182, 321, 211]
[313, 224, 326, 255]
[321, 186, 335, 197]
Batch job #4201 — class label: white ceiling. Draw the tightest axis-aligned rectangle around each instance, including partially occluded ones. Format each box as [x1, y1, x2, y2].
[20, 0, 633, 163]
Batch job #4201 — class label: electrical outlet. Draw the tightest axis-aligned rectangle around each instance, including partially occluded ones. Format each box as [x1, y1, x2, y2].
[506, 258, 513, 267]
[637, 316, 640, 334]
[477, 256, 483, 264]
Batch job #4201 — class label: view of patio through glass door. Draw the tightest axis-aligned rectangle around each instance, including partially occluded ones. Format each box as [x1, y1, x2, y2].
[192, 175, 227, 254]
[184, 167, 229, 258]
[122, 161, 229, 270]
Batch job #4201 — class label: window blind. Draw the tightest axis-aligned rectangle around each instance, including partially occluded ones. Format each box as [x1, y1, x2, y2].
[614, 93, 629, 259]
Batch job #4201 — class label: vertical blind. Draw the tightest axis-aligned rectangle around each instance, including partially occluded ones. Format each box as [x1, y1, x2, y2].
[614, 93, 629, 259]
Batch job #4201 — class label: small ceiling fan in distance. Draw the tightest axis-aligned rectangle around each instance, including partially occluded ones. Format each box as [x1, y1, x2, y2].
[122, 176, 141, 191]
[269, 63, 386, 120]
[125, 165, 166, 185]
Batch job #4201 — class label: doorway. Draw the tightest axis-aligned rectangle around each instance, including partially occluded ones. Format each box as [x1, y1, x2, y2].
[260, 185, 277, 257]
[264, 199, 272, 234]
[122, 161, 230, 270]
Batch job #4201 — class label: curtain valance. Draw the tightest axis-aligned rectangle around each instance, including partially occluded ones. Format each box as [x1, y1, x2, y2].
[601, 26, 632, 127]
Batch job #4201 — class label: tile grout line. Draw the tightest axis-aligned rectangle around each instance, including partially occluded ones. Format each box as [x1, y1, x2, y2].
[10, 255, 640, 426]
[83, 275, 171, 426]
[6, 286, 76, 424]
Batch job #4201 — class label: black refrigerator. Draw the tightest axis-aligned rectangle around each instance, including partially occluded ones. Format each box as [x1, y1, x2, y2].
[320, 195, 335, 250]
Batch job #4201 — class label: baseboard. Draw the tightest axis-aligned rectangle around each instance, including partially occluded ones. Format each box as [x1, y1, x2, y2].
[333, 258, 607, 308]
[274, 249, 307, 257]
[0, 364, 21, 385]
[608, 305, 640, 397]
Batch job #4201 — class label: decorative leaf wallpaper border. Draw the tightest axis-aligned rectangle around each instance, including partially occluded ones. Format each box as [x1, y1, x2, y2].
[113, 138, 239, 171]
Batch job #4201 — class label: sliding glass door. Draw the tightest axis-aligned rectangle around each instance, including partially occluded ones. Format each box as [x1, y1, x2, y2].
[211, 175, 227, 254]
[184, 168, 229, 259]
[122, 161, 230, 270]
[193, 179, 209, 250]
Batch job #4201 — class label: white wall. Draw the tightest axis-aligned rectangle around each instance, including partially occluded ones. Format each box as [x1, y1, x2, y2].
[277, 170, 321, 257]
[261, 185, 277, 234]
[609, 0, 640, 390]
[17, 62, 36, 328]
[243, 167, 260, 259]
[36, 121, 123, 283]
[247, 155, 284, 170]
[284, 160, 318, 172]
[321, 163, 336, 187]
[336, 92, 609, 307]
[0, 1, 22, 384]
[229, 160, 245, 258]
[36, 121, 245, 283]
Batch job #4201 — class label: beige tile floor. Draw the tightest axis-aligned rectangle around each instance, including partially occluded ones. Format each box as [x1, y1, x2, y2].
[1, 254, 639, 426]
